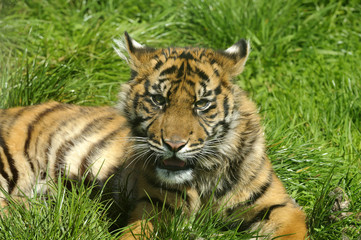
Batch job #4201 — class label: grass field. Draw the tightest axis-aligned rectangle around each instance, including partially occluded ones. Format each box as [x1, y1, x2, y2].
[1, 0, 360, 239]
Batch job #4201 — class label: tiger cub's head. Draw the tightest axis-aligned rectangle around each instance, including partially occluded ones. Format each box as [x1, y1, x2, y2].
[115, 32, 251, 185]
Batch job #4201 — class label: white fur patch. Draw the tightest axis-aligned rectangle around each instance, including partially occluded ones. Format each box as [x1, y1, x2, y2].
[113, 36, 145, 64]
[225, 40, 251, 66]
[225, 44, 241, 54]
[112, 38, 128, 63]
[130, 38, 144, 49]
[156, 168, 193, 184]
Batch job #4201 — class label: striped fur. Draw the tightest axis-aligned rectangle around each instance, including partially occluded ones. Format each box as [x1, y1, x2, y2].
[0, 32, 307, 239]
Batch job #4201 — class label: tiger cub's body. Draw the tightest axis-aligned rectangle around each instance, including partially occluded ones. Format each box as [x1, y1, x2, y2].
[0, 33, 307, 239]
[0, 103, 130, 199]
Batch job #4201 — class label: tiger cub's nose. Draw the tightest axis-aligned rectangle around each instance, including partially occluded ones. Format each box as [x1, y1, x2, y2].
[164, 139, 187, 152]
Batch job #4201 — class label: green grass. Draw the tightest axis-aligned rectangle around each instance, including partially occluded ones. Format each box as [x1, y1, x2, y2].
[1, 0, 360, 239]
[0, 177, 118, 239]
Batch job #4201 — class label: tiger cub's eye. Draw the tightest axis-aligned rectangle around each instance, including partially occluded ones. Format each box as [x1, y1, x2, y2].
[151, 94, 166, 106]
[195, 99, 211, 110]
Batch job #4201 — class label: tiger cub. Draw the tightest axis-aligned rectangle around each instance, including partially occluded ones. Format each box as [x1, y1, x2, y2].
[0, 32, 307, 239]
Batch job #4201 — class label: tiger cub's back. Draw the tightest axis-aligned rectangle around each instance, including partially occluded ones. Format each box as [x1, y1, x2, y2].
[0, 101, 130, 201]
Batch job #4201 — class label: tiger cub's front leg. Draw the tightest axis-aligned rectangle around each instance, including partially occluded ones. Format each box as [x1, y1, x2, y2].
[120, 175, 199, 240]
[120, 205, 154, 240]
[223, 173, 307, 239]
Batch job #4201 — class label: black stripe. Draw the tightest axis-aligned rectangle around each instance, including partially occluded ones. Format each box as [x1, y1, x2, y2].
[80, 125, 126, 177]
[144, 79, 150, 94]
[199, 49, 206, 60]
[208, 113, 218, 119]
[199, 118, 212, 128]
[171, 48, 177, 55]
[245, 172, 273, 206]
[214, 84, 222, 95]
[161, 49, 168, 59]
[214, 157, 241, 198]
[213, 121, 230, 139]
[0, 150, 10, 183]
[169, 85, 179, 97]
[223, 97, 229, 118]
[236, 204, 287, 232]
[186, 62, 194, 74]
[258, 204, 287, 220]
[203, 90, 213, 97]
[158, 77, 169, 83]
[33, 106, 86, 169]
[133, 93, 140, 110]
[142, 105, 151, 114]
[24, 104, 66, 172]
[179, 51, 195, 60]
[124, 31, 135, 53]
[203, 118, 216, 127]
[54, 115, 114, 178]
[130, 70, 138, 80]
[200, 81, 207, 96]
[45, 108, 88, 167]
[131, 116, 153, 134]
[151, 84, 160, 92]
[148, 138, 161, 146]
[3, 107, 30, 131]
[172, 79, 182, 85]
[198, 121, 210, 136]
[154, 60, 164, 70]
[0, 129, 18, 193]
[160, 66, 178, 76]
[185, 80, 195, 87]
[144, 117, 158, 133]
[176, 62, 185, 79]
[189, 143, 201, 147]
[195, 67, 209, 81]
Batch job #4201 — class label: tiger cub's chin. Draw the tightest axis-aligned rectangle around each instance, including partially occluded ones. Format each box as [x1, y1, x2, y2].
[155, 167, 194, 185]
[155, 156, 195, 184]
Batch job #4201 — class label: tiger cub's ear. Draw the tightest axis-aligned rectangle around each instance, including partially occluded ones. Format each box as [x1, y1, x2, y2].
[218, 39, 250, 77]
[113, 32, 156, 69]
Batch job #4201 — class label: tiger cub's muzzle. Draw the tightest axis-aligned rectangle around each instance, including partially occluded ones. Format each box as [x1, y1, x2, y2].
[156, 137, 196, 172]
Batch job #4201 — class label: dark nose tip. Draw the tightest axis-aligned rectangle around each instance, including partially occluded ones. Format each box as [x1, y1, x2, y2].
[164, 139, 187, 152]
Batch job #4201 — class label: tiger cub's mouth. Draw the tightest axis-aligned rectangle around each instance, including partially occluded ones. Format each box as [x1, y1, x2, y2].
[158, 157, 194, 171]
[155, 156, 195, 184]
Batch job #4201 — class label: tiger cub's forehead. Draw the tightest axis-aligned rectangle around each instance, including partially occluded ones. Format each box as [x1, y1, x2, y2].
[146, 48, 224, 97]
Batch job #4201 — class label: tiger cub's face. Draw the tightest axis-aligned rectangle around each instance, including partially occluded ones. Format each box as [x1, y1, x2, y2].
[116, 33, 249, 185]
